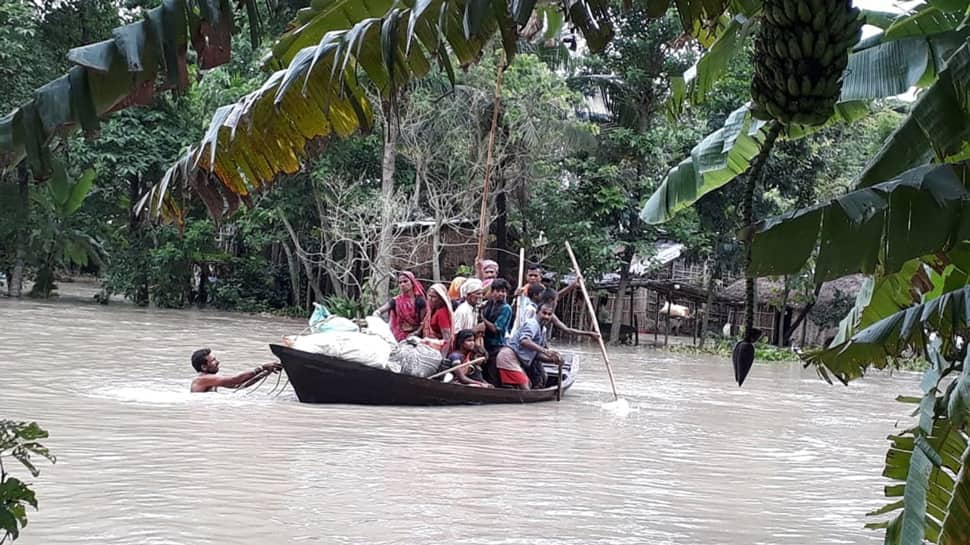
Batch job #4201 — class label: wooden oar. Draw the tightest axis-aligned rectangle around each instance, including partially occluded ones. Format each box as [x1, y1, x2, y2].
[565, 241, 619, 401]
[428, 357, 487, 380]
[556, 360, 563, 401]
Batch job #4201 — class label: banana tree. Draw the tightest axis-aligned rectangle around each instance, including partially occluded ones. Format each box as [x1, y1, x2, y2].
[641, 2, 970, 225]
[0, 0, 265, 180]
[28, 162, 104, 297]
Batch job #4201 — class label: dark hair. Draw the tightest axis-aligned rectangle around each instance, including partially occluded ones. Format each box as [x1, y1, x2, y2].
[191, 348, 211, 372]
[489, 278, 511, 292]
[526, 283, 544, 299]
[540, 288, 558, 305]
[539, 301, 557, 313]
[454, 329, 476, 351]
[527, 263, 542, 272]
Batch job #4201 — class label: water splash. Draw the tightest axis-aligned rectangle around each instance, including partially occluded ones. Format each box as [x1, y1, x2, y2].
[600, 397, 635, 417]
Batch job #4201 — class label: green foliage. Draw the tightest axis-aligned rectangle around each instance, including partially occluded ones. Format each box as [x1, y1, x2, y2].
[323, 295, 368, 319]
[671, 336, 800, 362]
[211, 256, 289, 313]
[27, 160, 103, 298]
[865, 342, 970, 545]
[0, 421, 55, 543]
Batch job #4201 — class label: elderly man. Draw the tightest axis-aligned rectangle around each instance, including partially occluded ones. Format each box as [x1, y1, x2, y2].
[453, 278, 485, 334]
[190, 348, 282, 393]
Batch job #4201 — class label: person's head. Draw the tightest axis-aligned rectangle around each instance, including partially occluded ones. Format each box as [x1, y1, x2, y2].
[526, 283, 544, 303]
[427, 284, 447, 310]
[191, 348, 219, 374]
[526, 263, 543, 285]
[448, 276, 466, 301]
[454, 329, 477, 353]
[540, 288, 559, 306]
[489, 278, 510, 302]
[481, 259, 499, 280]
[461, 278, 484, 305]
[397, 272, 415, 294]
[537, 303, 556, 326]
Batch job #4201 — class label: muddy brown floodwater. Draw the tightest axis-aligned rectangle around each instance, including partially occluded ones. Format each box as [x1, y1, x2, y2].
[0, 295, 920, 545]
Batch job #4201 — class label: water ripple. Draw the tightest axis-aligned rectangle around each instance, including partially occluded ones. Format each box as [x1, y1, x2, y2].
[0, 297, 919, 544]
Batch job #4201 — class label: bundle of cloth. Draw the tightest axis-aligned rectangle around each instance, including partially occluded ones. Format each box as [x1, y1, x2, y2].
[287, 311, 445, 378]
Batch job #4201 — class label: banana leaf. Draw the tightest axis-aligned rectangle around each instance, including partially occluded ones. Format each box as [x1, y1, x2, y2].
[264, 0, 614, 72]
[0, 0, 236, 179]
[643, 24, 968, 225]
[856, 41, 970, 188]
[744, 162, 970, 282]
[866, 344, 968, 545]
[143, 0, 618, 220]
[804, 284, 970, 383]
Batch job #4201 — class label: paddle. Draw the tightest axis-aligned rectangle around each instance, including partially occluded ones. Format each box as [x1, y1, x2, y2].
[427, 357, 487, 380]
[564, 242, 619, 401]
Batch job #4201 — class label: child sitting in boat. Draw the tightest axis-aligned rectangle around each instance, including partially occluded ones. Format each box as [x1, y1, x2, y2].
[446, 329, 492, 388]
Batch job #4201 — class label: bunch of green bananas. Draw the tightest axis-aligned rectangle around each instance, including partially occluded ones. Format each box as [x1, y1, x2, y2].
[750, 0, 864, 126]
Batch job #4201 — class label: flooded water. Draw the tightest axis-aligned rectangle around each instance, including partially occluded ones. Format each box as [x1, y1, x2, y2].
[1, 295, 920, 545]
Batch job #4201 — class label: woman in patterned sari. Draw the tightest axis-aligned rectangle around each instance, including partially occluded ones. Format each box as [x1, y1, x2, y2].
[373, 271, 427, 342]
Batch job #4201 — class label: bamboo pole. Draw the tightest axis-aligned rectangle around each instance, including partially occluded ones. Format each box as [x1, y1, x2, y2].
[428, 357, 487, 380]
[564, 242, 619, 401]
[512, 247, 525, 332]
[476, 60, 506, 261]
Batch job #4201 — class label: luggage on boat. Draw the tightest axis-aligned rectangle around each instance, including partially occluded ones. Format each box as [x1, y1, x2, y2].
[290, 332, 400, 373]
[390, 339, 444, 378]
[308, 302, 359, 334]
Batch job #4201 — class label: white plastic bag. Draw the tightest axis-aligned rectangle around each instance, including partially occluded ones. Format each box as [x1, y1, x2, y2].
[363, 316, 396, 345]
[290, 332, 400, 373]
[309, 303, 359, 334]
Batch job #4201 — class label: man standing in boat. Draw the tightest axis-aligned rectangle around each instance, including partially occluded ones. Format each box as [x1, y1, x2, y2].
[190, 348, 282, 393]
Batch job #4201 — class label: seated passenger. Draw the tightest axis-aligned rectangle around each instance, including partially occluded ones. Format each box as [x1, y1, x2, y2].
[190, 348, 281, 393]
[373, 271, 426, 342]
[421, 283, 454, 355]
[495, 303, 563, 390]
[446, 329, 492, 388]
[453, 278, 484, 334]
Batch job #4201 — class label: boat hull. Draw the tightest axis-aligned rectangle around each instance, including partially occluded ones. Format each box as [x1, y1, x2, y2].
[270, 344, 578, 406]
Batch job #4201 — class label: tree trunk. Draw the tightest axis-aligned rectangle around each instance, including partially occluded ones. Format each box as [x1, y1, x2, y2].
[777, 275, 790, 347]
[8, 165, 29, 298]
[785, 284, 823, 344]
[279, 212, 326, 304]
[281, 241, 302, 309]
[432, 218, 442, 282]
[699, 257, 719, 348]
[608, 246, 634, 345]
[371, 99, 399, 304]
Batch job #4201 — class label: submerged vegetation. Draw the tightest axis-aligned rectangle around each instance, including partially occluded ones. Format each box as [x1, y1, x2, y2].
[0, 0, 968, 542]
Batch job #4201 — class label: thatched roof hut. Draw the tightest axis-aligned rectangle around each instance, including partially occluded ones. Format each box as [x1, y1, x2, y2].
[721, 274, 865, 311]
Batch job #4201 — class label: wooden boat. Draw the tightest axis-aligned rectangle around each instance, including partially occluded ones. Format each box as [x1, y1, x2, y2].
[270, 344, 580, 406]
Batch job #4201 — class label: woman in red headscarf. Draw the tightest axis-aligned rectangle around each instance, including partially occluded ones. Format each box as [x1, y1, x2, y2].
[373, 271, 427, 341]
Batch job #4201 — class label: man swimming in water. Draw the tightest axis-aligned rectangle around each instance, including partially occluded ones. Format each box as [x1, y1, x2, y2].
[190, 348, 282, 393]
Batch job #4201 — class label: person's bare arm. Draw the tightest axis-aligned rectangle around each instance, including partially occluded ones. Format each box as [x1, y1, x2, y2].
[551, 314, 599, 339]
[437, 328, 453, 357]
[373, 301, 391, 317]
[558, 278, 581, 297]
[192, 363, 281, 392]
